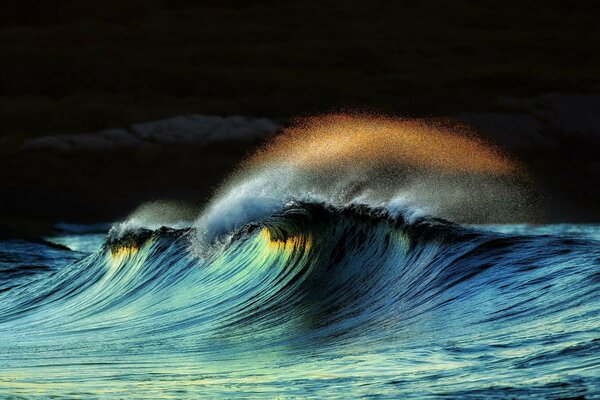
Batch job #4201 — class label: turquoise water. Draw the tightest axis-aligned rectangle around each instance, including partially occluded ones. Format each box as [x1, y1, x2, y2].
[1, 204, 600, 398]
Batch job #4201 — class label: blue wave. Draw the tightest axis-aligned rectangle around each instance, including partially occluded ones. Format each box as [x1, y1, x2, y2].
[1, 202, 599, 397]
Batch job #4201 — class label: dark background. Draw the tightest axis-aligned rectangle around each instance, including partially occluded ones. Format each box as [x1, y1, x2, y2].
[1, 0, 599, 234]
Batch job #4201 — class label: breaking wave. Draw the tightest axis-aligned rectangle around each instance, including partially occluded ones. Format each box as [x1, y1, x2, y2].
[1, 115, 598, 398]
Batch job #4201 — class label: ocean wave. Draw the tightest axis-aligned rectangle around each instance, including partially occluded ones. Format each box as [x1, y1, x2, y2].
[1, 115, 598, 398]
[3, 201, 598, 342]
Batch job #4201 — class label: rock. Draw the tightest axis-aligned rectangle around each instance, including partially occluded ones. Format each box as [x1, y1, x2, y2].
[458, 112, 555, 150]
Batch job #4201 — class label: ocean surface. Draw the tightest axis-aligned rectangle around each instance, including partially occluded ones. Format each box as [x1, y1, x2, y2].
[2, 116, 599, 398]
[1, 204, 599, 399]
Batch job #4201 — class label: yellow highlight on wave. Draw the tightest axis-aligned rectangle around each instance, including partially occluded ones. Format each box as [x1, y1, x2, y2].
[110, 245, 139, 259]
[108, 245, 141, 270]
[259, 228, 312, 254]
[250, 114, 519, 175]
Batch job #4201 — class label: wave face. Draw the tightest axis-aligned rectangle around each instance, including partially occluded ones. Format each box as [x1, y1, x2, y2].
[1, 202, 600, 398]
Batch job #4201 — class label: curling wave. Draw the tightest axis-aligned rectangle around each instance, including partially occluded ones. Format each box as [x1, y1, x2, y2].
[2, 202, 599, 347]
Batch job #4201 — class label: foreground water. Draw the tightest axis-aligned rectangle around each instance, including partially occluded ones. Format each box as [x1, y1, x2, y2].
[1, 204, 599, 399]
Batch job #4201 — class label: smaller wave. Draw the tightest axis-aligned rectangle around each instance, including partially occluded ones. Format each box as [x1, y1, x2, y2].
[109, 200, 199, 239]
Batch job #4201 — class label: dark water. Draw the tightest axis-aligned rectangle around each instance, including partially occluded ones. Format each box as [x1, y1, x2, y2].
[1, 203, 599, 398]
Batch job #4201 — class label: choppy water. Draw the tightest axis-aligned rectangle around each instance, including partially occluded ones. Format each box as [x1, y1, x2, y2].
[1, 203, 599, 399]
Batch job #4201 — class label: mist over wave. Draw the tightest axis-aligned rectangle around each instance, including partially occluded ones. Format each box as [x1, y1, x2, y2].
[192, 115, 537, 247]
